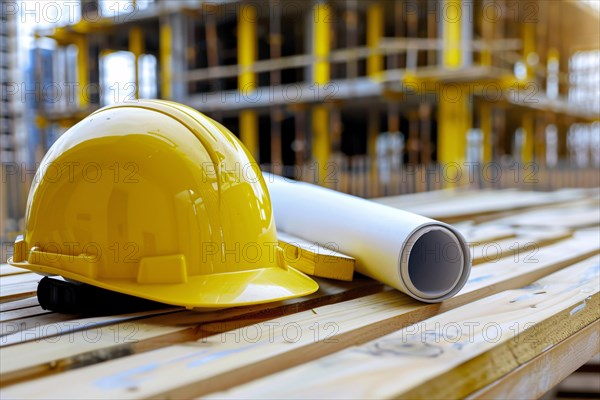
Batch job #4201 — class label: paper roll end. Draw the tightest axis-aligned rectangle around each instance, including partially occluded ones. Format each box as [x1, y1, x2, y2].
[400, 226, 471, 302]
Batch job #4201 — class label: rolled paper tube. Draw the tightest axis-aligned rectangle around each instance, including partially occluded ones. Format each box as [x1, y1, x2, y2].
[263, 173, 471, 303]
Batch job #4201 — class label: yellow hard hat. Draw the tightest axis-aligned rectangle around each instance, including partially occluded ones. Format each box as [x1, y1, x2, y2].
[9, 100, 318, 309]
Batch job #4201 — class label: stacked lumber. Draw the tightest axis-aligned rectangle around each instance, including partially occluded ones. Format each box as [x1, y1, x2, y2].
[0, 188, 598, 399]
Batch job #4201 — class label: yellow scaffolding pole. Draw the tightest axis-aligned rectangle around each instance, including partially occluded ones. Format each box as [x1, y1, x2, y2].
[535, 114, 547, 166]
[312, 2, 331, 184]
[522, 21, 536, 80]
[367, 2, 383, 80]
[438, 0, 470, 169]
[522, 112, 534, 163]
[313, 2, 330, 85]
[438, 92, 471, 165]
[238, 4, 259, 159]
[442, 0, 462, 69]
[159, 22, 172, 99]
[129, 27, 144, 99]
[74, 35, 89, 107]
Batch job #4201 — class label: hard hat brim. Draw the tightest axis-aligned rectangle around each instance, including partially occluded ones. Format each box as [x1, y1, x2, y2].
[8, 258, 320, 309]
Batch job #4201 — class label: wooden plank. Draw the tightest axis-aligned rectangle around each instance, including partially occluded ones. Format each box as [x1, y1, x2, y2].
[0, 309, 181, 345]
[278, 231, 354, 281]
[490, 205, 600, 229]
[209, 260, 600, 399]
[0, 306, 51, 323]
[0, 282, 39, 303]
[2, 233, 596, 398]
[471, 227, 572, 266]
[0, 277, 383, 385]
[0, 273, 43, 303]
[461, 231, 598, 300]
[0, 297, 39, 313]
[0, 277, 379, 347]
[0, 273, 41, 286]
[375, 189, 590, 222]
[466, 321, 599, 399]
[0, 264, 30, 277]
[453, 223, 516, 244]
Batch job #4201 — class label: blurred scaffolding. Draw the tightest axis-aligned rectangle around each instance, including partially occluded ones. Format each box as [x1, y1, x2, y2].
[1, 0, 600, 245]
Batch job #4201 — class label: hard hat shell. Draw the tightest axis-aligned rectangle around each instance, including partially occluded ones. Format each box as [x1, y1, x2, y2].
[9, 100, 319, 309]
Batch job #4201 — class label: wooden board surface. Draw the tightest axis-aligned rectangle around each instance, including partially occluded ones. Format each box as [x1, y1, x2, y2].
[374, 188, 593, 222]
[210, 259, 599, 399]
[0, 278, 383, 385]
[466, 321, 600, 399]
[278, 231, 355, 281]
[0, 188, 598, 399]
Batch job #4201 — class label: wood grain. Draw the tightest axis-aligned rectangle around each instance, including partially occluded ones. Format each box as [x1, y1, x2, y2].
[0, 306, 51, 323]
[375, 188, 590, 222]
[0, 296, 38, 313]
[278, 231, 355, 281]
[0, 278, 383, 385]
[453, 223, 516, 244]
[466, 320, 599, 399]
[470, 227, 572, 266]
[491, 205, 600, 229]
[210, 260, 599, 399]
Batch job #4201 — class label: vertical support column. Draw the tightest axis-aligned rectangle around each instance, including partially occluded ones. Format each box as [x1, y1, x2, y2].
[535, 113, 547, 167]
[171, 13, 187, 102]
[546, 47, 560, 99]
[481, 0, 494, 66]
[438, 0, 470, 168]
[294, 106, 307, 168]
[522, 19, 536, 80]
[494, 106, 506, 162]
[129, 27, 144, 99]
[406, 0, 418, 70]
[427, 0, 437, 65]
[545, 113, 558, 167]
[346, 0, 358, 79]
[367, 108, 380, 194]
[521, 112, 534, 163]
[270, 1, 283, 173]
[479, 0, 495, 163]
[407, 110, 419, 165]
[313, 2, 330, 86]
[441, 0, 462, 69]
[460, 0, 472, 68]
[159, 19, 172, 99]
[160, 13, 187, 102]
[312, 1, 331, 184]
[480, 102, 492, 162]
[238, 4, 259, 160]
[205, 10, 220, 92]
[419, 103, 432, 165]
[367, 0, 380, 167]
[438, 89, 471, 164]
[366, 1, 383, 80]
[74, 35, 89, 108]
[393, 1, 405, 68]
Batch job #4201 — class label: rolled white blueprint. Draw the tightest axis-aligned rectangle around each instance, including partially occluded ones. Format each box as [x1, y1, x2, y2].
[263, 173, 471, 302]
